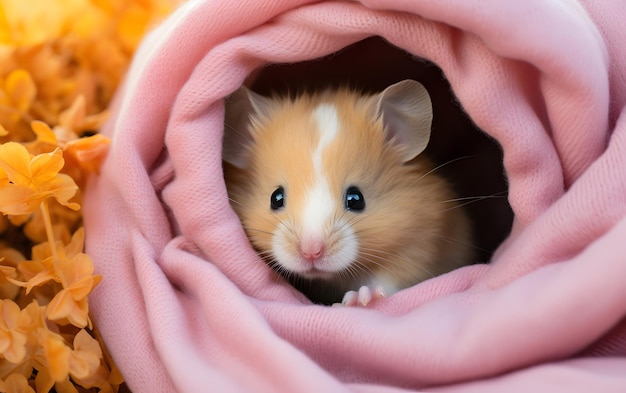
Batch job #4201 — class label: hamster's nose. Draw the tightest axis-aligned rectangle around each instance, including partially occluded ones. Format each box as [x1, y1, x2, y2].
[300, 237, 325, 261]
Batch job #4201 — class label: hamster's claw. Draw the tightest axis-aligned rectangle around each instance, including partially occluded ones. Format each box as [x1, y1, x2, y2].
[337, 286, 386, 307]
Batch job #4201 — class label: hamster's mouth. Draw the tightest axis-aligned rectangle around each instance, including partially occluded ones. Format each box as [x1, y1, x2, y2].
[296, 267, 337, 280]
[273, 259, 344, 280]
[270, 223, 359, 277]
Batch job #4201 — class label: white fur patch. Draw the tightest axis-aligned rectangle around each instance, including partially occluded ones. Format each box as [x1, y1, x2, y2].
[272, 103, 359, 276]
[272, 230, 298, 271]
[301, 104, 340, 238]
[327, 223, 358, 272]
[311, 104, 340, 175]
[272, 221, 358, 275]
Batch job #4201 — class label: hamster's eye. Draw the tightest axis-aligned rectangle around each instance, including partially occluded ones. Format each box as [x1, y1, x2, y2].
[345, 186, 365, 211]
[270, 187, 285, 210]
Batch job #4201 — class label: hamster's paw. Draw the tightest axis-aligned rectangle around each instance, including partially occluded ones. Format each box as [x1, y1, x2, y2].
[337, 286, 386, 307]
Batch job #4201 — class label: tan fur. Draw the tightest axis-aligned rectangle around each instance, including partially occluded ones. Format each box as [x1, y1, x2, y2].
[224, 87, 473, 302]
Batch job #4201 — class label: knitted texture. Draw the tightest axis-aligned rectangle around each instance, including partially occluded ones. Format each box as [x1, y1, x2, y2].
[83, 1, 626, 391]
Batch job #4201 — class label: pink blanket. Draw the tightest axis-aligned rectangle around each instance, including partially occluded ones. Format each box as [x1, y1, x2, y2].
[83, 0, 626, 391]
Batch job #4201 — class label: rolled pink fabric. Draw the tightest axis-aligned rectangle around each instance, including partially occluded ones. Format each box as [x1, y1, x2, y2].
[84, 1, 626, 391]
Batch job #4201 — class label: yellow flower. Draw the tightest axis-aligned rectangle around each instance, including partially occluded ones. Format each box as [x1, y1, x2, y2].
[0, 0, 95, 46]
[10, 227, 97, 302]
[47, 252, 101, 328]
[42, 330, 71, 382]
[21, 201, 76, 245]
[0, 302, 48, 385]
[0, 247, 24, 299]
[38, 329, 103, 389]
[0, 0, 181, 390]
[3, 47, 74, 137]
[0, 373, 35, 393]
[12, 255, 56, 295]
[29, 95, 111, 182]
[68, 329, 102, 380]
[0, 142, 79, 216]
[0, 263, 17, 287]
[0, 69, 36, 124]
[10, 228, 101, 328]
[0, 299, 27, 364]
[30, 95, 109, 147]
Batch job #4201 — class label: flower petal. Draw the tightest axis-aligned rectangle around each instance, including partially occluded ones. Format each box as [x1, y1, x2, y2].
[30, 148, 64, 186]
[69, 330, 101, 379]
[2, 330, 27, 363]
[66, 298, 89, 328]
[0, 183, 43, 215]
[34, 368, 56, 393]
[65, 134, 110, 173]
[0, 330, 10, 353]
[0, 5, 12, 45]
[0, 373, 35, 393]
[47, 173, 79, 211]
[0, 298, 22, 328]
[0, 164, 8, 187]
[64, 227, 85, 259]
[0, 300, 27, 363]
[0, 142, 32, 186]
[31, 120, 58, 146]
[5, 69, 36, 113]
[68, 275, 100, 301]
[54, 377, 80, 393]
[8, 269, 57, 294]
[73, 329, 102, 358]
[46, 289, 74, 322]
[58, 95, 86, 132]
[43, 332, 71, 382]
[18, 301, 45, 332]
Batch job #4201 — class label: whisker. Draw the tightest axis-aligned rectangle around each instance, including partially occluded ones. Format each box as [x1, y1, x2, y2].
[356, 254, 400, 278]
[438, 191, 508, 204]
[241, 227, 274, 236]
[255, 250, 275, 260]
[359, 249, 437, 279]
[412, 155, 478, 185]
[223, 122, 246, 138]
[358, 249, 404, 267]
[334, 211, 372, 233]
[344, 260, 371, 281]
[268, 259, 292, 280]
[277, 215, 301, 244]
[433, 234, 491, 254]
[228, 196, 298, 240]
[435, 192, 508, 213]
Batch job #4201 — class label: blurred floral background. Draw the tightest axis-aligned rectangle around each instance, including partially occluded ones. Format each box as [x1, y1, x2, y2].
[0, 1, 177, 391]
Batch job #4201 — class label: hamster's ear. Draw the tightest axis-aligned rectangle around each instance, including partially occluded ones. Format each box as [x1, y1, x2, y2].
[374, 80, 433, 162]
[223, 86, 273, 169]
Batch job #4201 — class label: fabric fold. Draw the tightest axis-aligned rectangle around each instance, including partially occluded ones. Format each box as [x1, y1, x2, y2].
[84, 0, 626, 391]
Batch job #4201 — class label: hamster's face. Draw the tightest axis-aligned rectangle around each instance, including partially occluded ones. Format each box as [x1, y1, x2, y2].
[227, 92, 449, 283]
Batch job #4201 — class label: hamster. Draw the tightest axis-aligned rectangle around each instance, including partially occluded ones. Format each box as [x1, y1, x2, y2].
[222, 79, 473, 306]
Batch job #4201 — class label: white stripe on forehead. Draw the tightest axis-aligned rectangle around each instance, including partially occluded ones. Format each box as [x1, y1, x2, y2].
[301, 104, 340, 235]
[312, 104, 339, 174]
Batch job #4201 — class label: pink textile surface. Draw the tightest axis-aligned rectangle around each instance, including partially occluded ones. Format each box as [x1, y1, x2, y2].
[83, 0, 626, 392]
